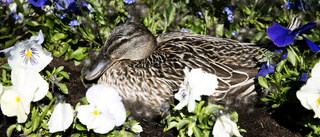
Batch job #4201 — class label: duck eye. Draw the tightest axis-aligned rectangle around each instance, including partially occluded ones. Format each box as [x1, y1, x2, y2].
[120, 39, 127, 44]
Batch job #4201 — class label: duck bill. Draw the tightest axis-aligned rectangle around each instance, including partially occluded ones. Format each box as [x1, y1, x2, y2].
[84, 57, 117, 81]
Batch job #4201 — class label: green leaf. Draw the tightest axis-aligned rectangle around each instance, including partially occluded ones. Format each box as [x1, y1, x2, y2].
[152, 0, 165, 10]
[80, 97, 89, 105]
[71, 133, 81, 137]
[177, 119, 191, 130]
[271, 104, 280, 108]
[276, 60, 286, 72]
[53, 33, 67, 41]
[26, 20, 40, 26]
[54, 67, 63, 73]
[53, 43, 69, 57]
[261, 97, 271, 102]
[258, 76, 269, 89]
[65, 47, 88, 61]
[59, 83, 68, 94]
[287, 49, 297, 67]
[6, 124, 16, 137]
[243, 7, 252, 15]
[32, 117, 40, 131]
[193, 126, 202, 137]
[75, 123, 87, 131]
[46, 92, 53, 100]
[60, 71, 70, 80]
[253, 31, 265, 42]
[215, 24, 224, 37]
[205, 104, 224, 114]
[165, 4, 176, 28]
[165, 121, 178, 131]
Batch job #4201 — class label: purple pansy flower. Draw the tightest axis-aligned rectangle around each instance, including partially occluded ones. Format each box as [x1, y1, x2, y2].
[256, 61, 276, 78]
[267, 22, 320, 52]
[275, 47, 288, 60]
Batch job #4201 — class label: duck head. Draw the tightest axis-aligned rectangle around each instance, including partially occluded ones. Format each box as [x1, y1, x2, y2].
[84, 22, 157, 80]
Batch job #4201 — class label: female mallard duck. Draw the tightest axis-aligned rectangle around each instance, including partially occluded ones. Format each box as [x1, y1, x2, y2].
[84, 22, 269, 119]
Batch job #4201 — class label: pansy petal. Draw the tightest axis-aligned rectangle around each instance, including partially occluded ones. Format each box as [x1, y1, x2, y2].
[30, 30, 44, 45]
[300, 72, 309, 82]
[48, 103, 74, 133]
[266, 22, 297, 47]
[187, 99, 196, 112]
[11, 68, 38, 103]
[86, 84, 122, 105]
[296, 22, 316, 36]
[107, 102, 126, 126]
[8, 41, 52, 72]
[33, 73, 49, 102]
[304, 37, 320, 52]
[311, 60, 320, 77]
[174, 98, 188, 110]
[29, 0, 48, 7]
[0, 86, 31, 123]
[189, 68, 218, 96]
[255, 61, 275, 78]
[213, 115, 242, 137]
[0, 46, 14, 57]
[92, 114, 116, 134]
[0, 87, 20, 117]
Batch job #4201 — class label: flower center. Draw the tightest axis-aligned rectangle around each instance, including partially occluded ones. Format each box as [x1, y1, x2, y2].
[93, 110, 99, 116]
[16, 97, 20, 103]
[26, 50, 32, 57]
[317, 97, 320, 105]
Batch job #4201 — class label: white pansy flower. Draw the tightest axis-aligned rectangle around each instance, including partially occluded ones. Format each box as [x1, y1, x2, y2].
[174, 67, 218, 112]
[47, 103, 74, 133]
[297, 60, 320, 118]
[0, 30, 51, 72]
[131, 123, 143, 134]
[212, 115, 242, 137]
[0, 86, 32, 123]
[11, 68, 49, 102]
[77, 84, 126, 134]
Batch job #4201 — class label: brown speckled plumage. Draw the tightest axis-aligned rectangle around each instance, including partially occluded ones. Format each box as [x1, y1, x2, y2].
[84, 22, 269, 120]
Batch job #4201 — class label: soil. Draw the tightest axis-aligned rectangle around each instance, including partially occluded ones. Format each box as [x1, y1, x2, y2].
[0, 56, 302, 137]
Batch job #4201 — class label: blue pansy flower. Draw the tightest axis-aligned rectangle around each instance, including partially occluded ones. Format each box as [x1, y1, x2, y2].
[68, 20, 79, 27]
[228, 15, 234, 21]
[127, 14, 131, 19]
[296, 0, 312, 10]
[1, 0, 12, 4]
[267, 22, 320, 52]
[231, 31, 238, 36]
[284, 2, 295, 9]
[197, 11, 203, 17]
[256, 61, 276, 78]
[300, 72, 309, 82]
[13, 14, 20, 20]
[29, 0, 48, 7]
[275, 47, 288, 60]
[123, 0, 134, 4]
[223, 7, 233, 15]
[9, 10, 16, 15]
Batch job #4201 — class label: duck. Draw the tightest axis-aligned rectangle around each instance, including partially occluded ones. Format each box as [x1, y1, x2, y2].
[84, 22, 270, 120]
